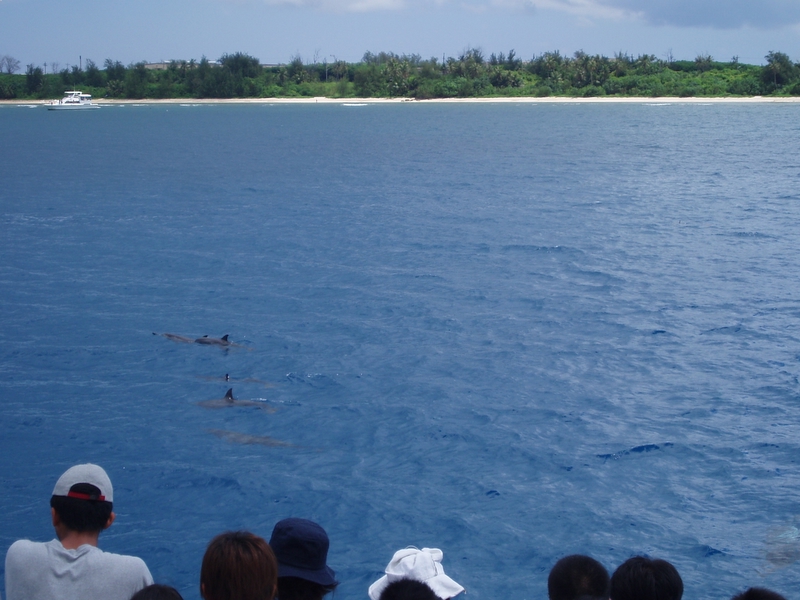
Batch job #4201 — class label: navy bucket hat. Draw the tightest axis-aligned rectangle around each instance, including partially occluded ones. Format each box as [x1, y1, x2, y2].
[269, 518, 337, 587]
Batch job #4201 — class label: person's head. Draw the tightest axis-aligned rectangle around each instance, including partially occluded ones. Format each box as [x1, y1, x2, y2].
[275, 577, 338, 600]
[379, 578, 442, 600]
[731, 588, 787, 600]
[130, 584, 185, 600]
[609, 556, 683, 600]
[200, 531, 278, 600]
[49, 464, 114, 533]
[368, 547, 464, 600]
[269, 518, 338, 600]
[548, 554, 610, 600]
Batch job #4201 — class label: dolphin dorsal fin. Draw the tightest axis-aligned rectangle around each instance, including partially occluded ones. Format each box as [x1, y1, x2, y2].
[222, 334, 229, 341]
[225, 388, 234, 402]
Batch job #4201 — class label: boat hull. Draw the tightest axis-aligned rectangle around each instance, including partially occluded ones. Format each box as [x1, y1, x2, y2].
[47, 104, 100, 110]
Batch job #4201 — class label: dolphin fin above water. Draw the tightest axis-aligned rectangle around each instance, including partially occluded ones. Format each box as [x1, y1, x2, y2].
[195, 334, 231, 346]
[155, 332, 251, 350]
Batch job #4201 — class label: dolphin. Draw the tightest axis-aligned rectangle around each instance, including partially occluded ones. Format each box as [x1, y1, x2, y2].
[196, 389, 277, 412]
[153, 332, 195, 344]
[763, 524, 800, 571]
[195, 334, 231, 346]
[207, 428, 292, 447]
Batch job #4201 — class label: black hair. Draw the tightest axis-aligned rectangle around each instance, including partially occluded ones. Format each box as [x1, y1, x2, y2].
[50, 482, 113, 533]
[731, 588, 787, 600]
[130, 584, 185, 600]
[277, 576, 337, 600]
[379, 579, 441, 600]
[548, 555, 610, 600]
[609, 556, 683, 600]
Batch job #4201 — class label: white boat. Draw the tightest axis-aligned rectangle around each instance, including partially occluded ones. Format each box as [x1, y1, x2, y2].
[46, 91, 100, 110]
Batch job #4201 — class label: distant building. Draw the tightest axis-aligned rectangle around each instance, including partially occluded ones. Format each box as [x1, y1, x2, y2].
[144, 61, 175, 70]
[144, 60, 221, 70]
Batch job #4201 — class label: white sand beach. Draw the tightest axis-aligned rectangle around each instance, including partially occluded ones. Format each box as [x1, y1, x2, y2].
[3, 96, 800, 106]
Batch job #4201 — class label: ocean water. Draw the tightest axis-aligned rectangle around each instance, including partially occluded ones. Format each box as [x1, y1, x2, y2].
[1, 101, 800, 599]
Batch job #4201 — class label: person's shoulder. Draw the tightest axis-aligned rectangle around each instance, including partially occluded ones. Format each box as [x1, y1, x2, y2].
[91, 547, 152, 577]
[7, 539, 49, 558]
[5, 539, 51, 576]
[93, 547, 147, 565]
[8, 538, 45, 549]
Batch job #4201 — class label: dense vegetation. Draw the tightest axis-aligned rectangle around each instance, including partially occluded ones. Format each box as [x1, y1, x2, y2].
[1, 50, 799, 100]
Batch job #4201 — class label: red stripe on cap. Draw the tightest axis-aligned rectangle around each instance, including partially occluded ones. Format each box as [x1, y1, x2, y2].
[67, 491, 105, 501]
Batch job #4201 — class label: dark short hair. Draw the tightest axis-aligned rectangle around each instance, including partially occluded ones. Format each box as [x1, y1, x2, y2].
[130, 584, 185, 600]
[610, 556, 683, 600]
[200, 531, 277, 600]
[50, 483, 113, 533]
[379, 579, 442, 600]
[277, 576, 338, 600]
[548, 555, 610, 600]
[731, 588, 787, 600]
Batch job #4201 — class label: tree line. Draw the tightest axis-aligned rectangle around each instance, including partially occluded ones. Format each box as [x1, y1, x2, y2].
[1, 49, 799, 100]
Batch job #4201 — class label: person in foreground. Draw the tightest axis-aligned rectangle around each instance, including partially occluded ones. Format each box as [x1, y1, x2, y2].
[609, 556, 683, 600]
[378, 579, 442, 600]
[368, 547, 464, 600]
[269, 518, 338, 600]
[731, 588, 787, 600]
[548, 554, 610, 600]
[130, 584, 185, 600]
[4, 463, 153, 600]
[200, 531, 277, 600]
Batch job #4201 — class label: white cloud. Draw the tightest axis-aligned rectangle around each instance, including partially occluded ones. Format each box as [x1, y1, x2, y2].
[596, 0, 800, 29]
[506, 0, 636, 20]
[249, 0, 800, 27]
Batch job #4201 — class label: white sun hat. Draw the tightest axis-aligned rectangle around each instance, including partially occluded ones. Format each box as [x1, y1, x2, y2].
[368, 547, 465, 600]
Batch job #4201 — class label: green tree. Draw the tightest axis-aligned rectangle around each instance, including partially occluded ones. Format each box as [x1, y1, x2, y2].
[353, 63, 386, 97]
[384, 57, 411, 96]
[763, 51, 796, 88]
[694, 54, 714, 73]
[25, 64, 44, 94]
[85, 59, 105, 87]
[506, 49, 521, 71]
[123, 62, 149, 98]
[220, 52, 261, 78]
[632, 54, 662, 76]
[104, 59, 126, 82]
[286, 55, 309, 84]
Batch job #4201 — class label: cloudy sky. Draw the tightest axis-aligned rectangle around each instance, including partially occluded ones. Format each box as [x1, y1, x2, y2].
[2, 0, 799, 69]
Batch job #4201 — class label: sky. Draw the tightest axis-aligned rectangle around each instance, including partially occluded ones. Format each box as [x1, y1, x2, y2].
[2, 0, 799, 69]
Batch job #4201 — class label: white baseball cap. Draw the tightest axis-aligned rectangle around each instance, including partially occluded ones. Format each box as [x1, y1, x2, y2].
[52, 464, 113, 502]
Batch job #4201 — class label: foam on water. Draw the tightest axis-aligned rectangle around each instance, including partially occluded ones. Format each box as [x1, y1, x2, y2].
[1, 103, 799, 599]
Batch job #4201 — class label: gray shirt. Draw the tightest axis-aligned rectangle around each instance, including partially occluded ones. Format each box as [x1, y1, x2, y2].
[5, 538, 153, 600]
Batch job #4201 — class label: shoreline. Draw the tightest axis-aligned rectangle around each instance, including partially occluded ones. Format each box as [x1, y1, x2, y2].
[3, 96, 800, 105]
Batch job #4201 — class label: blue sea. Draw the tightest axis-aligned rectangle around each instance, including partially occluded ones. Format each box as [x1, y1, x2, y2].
[1, 100, 799, 600]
